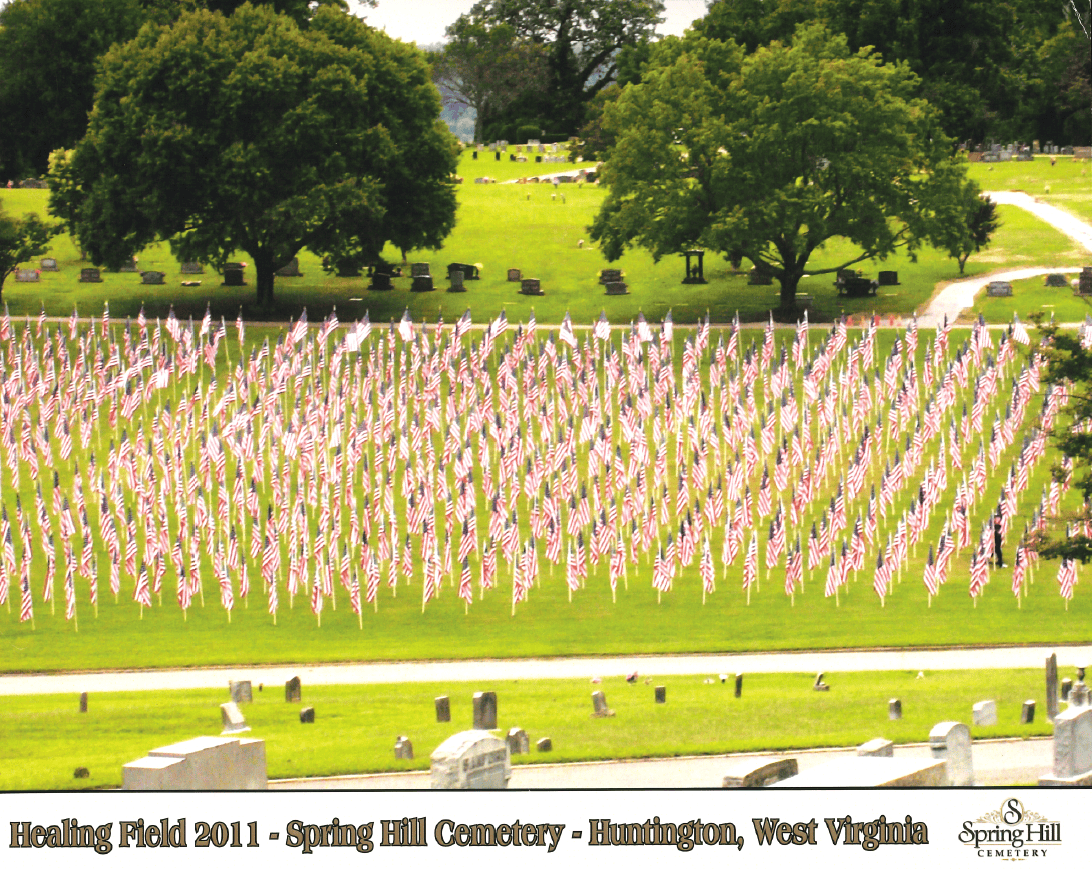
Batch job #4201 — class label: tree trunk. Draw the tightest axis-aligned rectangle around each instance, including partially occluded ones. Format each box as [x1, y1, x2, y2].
[252, 249, 276, 307]
[778, 271, 802, 311]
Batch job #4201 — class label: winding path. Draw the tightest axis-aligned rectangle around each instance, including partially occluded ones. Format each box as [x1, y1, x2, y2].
[918, 191, 1090, 329]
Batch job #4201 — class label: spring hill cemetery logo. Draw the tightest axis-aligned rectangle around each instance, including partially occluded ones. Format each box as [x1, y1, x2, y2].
[958, 798, 1062, 860]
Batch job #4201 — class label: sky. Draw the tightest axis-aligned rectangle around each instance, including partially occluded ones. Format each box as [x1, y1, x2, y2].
[349, 0, 708, 47]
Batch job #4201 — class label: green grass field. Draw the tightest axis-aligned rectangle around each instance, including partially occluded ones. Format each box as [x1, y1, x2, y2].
[1, 151, 1087, 327]
[0, 669, 1058, 790]
[970, 274, 1092, 324]
[970, 154, 1092, 223]
[0, 149, 1087, 792]
[1, 320, 1086, 675]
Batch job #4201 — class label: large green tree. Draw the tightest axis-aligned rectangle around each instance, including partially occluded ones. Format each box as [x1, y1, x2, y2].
[589, 25, 974, 310]
[452, 0, 665, 138]
[430, 18, 548, 143]
[49, 3, 458, 306]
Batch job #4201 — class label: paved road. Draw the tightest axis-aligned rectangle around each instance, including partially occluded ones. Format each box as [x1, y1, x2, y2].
[3, 645, 1089, 695]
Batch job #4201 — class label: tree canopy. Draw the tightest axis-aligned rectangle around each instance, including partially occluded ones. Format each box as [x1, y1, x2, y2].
[49, 3, 459, 306]
[1032, 319, 1092, 565]
[0, 0, 372, 179]
[430, 18, 548, 144]
[589, 24, 975, 309]
[0, 0, 150, 179]
[694, 0, 1091, 144]
[451, 0, 665, 139]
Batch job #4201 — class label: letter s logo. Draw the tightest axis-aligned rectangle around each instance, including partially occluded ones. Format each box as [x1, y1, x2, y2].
[1002, 799, 1023, 825]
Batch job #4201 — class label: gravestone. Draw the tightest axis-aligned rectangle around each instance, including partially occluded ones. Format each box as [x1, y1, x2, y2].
[604, 281, 629, 296]
[857, 738, 894, 758]
[986, 281, 1013, 297]
[220, 702, 250, 735]
[536, 738, 552, 752]
[276, 257, 302, 277]
[877, 271, 899, 286]
[1039, 706, 1092, 785]
[506, 727, 529, 755]
[285, 676, 301, 703]
[722, 758, 798, 788]
[15, 269, 38, 282]
[519, 278, 543, 296]
[430, 731, 510, 789]
[972, 699, 998, 726]
[655, 686, 666, 704]
[435, 696, 450, 723]
[118, 257, 138, 273]
[1061, 678, 1073, 702]
[140, 271, 166, 285]
[74, 767, 89, 779]
[223, 264, 245, 287]
[229, 680, 252, 704]
[813, 672, 830, 692]
[411, 262, 431, 278]
[1021, 700, 1036, 724]
[447, 270, 465, 292]
[40, 258, 58, 271]
[1070, 666, 1091, 707]
[889, 699, 902, 720]
[472, 150, 478, 160]
[1074, 268, 1092, 295]
[180, 262, 204, 274]
[600, 268, 623, 285]
[1044, 273, 1069, 287]
[1047, 653, 1059, 720]
[394, 736, 413, 760]
[472, 691, 498, 730]
[507, 268, 521, 282]
[591, 691, 615, 718]
[79, 692, 88, 713]
[410, 274, 434, 292]
[369, 272, 392, 291]
[299, 707, 315, 724]
[125, 736, 267, 790]
[734, 674, 743, 698]
[928, 721, 973, 786]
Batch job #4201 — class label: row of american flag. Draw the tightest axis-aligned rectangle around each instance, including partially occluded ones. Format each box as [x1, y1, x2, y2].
[0, 299, 1087, 630]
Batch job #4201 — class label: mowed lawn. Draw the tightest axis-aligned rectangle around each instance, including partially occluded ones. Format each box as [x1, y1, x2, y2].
[0, 669, 1060, 790]
[0, 152, 1087, 328]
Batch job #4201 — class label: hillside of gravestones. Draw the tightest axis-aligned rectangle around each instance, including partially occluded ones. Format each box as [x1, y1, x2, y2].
[111, 654, 1091, 789]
